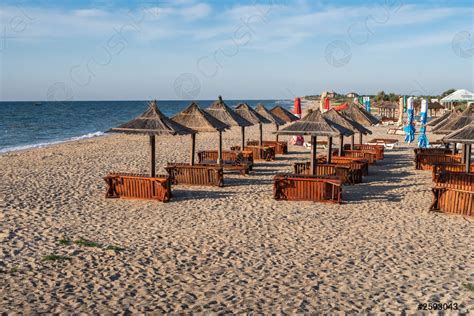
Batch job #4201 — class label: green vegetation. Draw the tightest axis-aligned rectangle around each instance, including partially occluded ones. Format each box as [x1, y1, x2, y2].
[105, 245, 126, 252]
[42, 254, 71, 262]
[464, 284, 474, 292]
[59, 238, 72, 245]
[74, 238, 101, 248]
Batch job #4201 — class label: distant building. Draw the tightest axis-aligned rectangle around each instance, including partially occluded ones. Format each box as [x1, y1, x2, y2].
[346, 92, 358, 98]
[322, 90, 338, 99]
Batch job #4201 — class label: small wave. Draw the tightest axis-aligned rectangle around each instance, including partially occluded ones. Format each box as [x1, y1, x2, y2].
[0, 131, 105, 154]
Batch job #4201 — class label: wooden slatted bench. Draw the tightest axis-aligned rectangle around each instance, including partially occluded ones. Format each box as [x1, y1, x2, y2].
[166, 163, 224, 187]
[247, 140, 288, 154]
[339, 150, 376, 165]
[430, 172, 474, 217]
[293, 162, 354, 185]
[344, 144, 384, 160]
[197, 150, 252, 174]
[104, 173, 171, 202]
[273, 173, 342, 203]
[432, 162, 474, 181]
[414, 153, 462, 170]
[319, 156, 368, 179]
[231, 145, 276, 161]
[414, 148, 452, 155]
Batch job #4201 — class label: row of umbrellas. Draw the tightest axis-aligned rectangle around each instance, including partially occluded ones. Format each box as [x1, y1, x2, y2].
[109, 97, 299, 176]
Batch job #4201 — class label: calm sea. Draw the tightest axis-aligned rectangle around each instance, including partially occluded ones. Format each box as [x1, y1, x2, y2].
[0, 100, 293, 153]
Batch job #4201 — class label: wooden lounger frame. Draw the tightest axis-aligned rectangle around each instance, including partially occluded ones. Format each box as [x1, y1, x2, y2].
[104, 173, 171, 202]
[319, 156, 368, 179]
[166, 163, 224, 187]
[432, 162, 474, 182]
[247, 140, 288, 155]
[273, 173, 342, 203]
[344, 144, 384, 160]
[231, 145, 276, 161]
[414, 153, 462, 170]
[430, 172, 474, 217]
[338, 150, 376, 165]
[197, 150, 252, 175]
[293, 162, 354, 185]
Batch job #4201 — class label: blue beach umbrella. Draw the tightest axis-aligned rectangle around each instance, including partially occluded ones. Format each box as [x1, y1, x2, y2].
[404, 97, 416, 143]
[417, 99, 429, 148]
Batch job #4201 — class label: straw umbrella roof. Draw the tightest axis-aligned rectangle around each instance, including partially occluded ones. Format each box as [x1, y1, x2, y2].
[323, 108, 371, 135]
[255, 103, 285, 126]
[433, 106, 473, 134]
[172, 102, 229, 132]
[431, 110, 460, 130]
[235, 103, 272, 125]
[339, 103, 380, 126]
[270, 105, 299, 123]
[322, 109, 355, 136]
[109, 100, 195, 135]
[443, 122, 474, 144]
[429, 101, 445, 110]
[206, 96, 252, 127]
[426, 111, 452, 127]
[276, 109, 340, 137]
[373, 101, 398, 109]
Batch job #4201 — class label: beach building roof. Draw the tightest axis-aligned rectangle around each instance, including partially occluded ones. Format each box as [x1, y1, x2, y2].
[270, 105, 299, 123]
[255, 104, 285, 126]
[277, 109, 340, 137]
[440, 89, 474, 103]
[109, 100, 195, 135]
[206, 96, 252, 127]
[235, 103, 272, 125]
[172, 102, 229, 132]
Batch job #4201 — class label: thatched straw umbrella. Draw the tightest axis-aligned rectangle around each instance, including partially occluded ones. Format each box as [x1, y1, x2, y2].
[374, 101, 397, 119]
[443, 122, 474, 172]
[433, 106, 473, 134]
[427, 110, 452, 127]
[277, 109, 340, 175]
[255, 104, 285, 142]
[428, 101, 445, 117]
[270, 105, 299, 123]
[109, 100, 195, 177]
[235, 103, 271, 146]
[339, 103, 379, 143]
[206, 96, 252, 150]
[323, 109, 371, 159]
[172, 102, 229, 165]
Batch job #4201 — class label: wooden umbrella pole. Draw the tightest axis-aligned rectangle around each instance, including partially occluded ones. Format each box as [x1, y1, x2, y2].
[241, 126, 245, 151]
[275, 124, 279, 142]
[327, 136, 332, 164]
[351, 134, 355, 150]
[218, 131, 223, 165]
[452, 142, 457, 154]
[466, 144, 472, 173]
[359, 132, 363, 144]
[461, 144, 466, 164]
[149, 135, 156, 177]
[259, 123, 263, 146]
[339, 135, 344, 156]
[190, 133, 196, 165]
[311, 135, 317, 175]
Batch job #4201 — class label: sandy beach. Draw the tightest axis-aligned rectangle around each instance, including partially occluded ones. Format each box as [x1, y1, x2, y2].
[1, 124, 473, 314]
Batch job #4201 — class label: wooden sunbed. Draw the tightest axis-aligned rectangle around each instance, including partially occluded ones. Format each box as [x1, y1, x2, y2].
[273, 173, 342, 203]
[344, 144, 384, 160]
[166, 163, 224, 187]
[432, 162, 474, 181]
[319, 156, 368, 179]
[430, 172, 474, 217]
[293, 162, 354, 185]
[247, 140, 288, 155]
[231, 145, 276, 161]
[104, 173, 171, 202]
[414, 153, 462, 170]
[336, 150, 376, 165]
[197, 150, 252, 175]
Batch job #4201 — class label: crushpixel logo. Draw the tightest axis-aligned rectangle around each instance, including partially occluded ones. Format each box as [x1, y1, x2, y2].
[174, 73, 201, 100]
[325, 40, 352, 67]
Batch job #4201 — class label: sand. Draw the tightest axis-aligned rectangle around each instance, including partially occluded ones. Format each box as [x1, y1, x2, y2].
[0, 124, 473, 314]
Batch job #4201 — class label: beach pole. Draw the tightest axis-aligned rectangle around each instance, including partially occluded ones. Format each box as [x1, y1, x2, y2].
[466, 145, 472, 173]
[275, 124, 279, 142]
[310, 135, 317, 175]
[218, 131, 223, 165]
[241, 126, 245, 151]
[339, 135, 344, 156]
[149, 135, 156, 177]
[259, 123, 263, 146]
[359, 132, 363, 144]
[190, 134, 196, 165]
[351, 134, 355, 149]
[327, 136, 332, 164]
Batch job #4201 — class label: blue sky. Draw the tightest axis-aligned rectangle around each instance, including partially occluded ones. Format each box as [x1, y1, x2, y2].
[0, 0, 473, 101]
